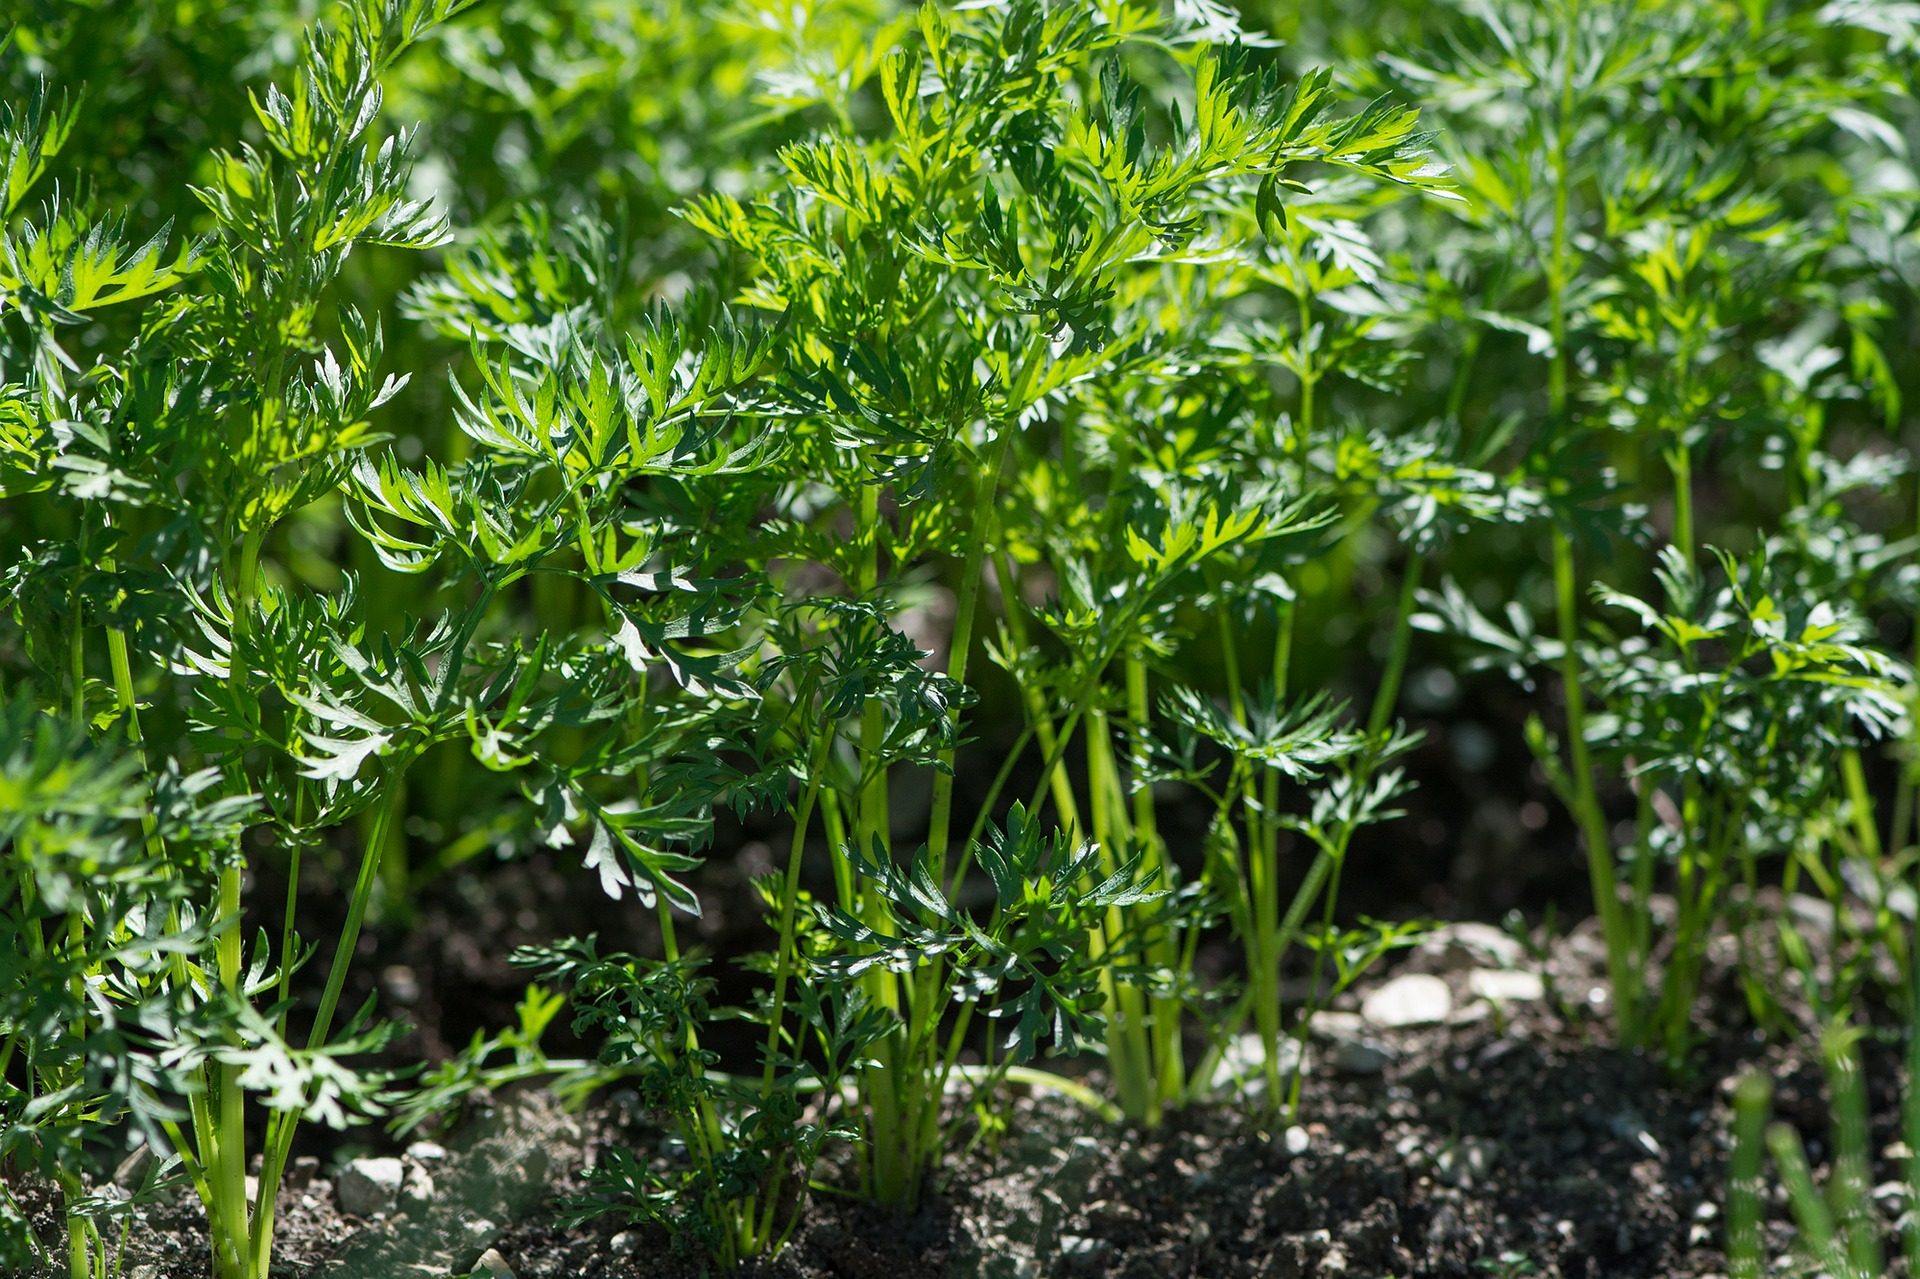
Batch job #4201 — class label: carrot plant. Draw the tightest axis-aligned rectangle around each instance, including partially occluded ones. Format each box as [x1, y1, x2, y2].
[1389, 0, 1920, 1065]
[0, 3, 607, 1275]
[400, 0, 1461, 1243]
[4, 0, 1920, 1273]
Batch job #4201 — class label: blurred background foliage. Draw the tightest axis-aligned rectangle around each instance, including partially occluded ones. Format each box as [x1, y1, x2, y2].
[3, 0, 1917, 927]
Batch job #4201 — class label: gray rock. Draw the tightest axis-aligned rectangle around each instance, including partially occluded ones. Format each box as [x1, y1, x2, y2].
[1434, 1138, 1499, 1188]
[1467, 968, 1545, 1003]
[1330, 1037, 1395, 1075]
[1305, 1008, 1395, 1074]
[127, 1267, 161, 1279]
[336, 1157, 405, 1217]
[114, 1145, 157, 1190]
[1362, 974, 1453, 1028]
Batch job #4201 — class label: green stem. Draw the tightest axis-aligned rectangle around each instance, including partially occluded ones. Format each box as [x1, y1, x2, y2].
[250, 774, 408, 1275]
[996, 550, 1082, 837]
[1554, 530, 1636, 1039]
[927, 424, 1017, 877]
[761, 732, 832, 1095]
[1366, 551, 1425, 738]
[1668, 443, 1694, 568]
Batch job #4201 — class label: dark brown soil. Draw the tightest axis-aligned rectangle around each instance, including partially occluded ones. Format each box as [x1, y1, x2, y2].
[18, 910, 1906, 1279]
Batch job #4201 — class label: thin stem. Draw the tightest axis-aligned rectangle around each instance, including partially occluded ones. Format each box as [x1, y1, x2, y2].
[760, 731, 832, 1095]
[995, 550, 1081, 837]
[1554, 530, 1637, 1038]
[927, 423, 1017, 878]
[1367, 551, 1425, 738]
[249, 772, 408, 1274]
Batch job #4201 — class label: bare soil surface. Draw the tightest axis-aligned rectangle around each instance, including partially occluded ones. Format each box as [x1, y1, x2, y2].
[14, 905, 1911, 1279]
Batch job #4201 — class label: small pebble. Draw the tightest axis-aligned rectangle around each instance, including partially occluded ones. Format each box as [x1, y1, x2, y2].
[1282, 1126, 1311, 1156]
[381, 963, 421, 1005]
[1467, 968, 1545, 1003]
[473, 1248, 516, 1279]
[1331, 1038, 1394, 1076]
[114, 1145, 156, 1190]
[1435, 1137, 1498, 1188]
[1060, 1234, 1111, 1261]
[402, 1163, 437, 1208]
[335, 1156, 405, 1217]
[1307, 1010, 1366, 1040]
[1362, 974, 1453, 1027]
[1426, 922, 1526, 969]
[1211, 1032, 1307, 1094]
[610, 1231, 638, 1254]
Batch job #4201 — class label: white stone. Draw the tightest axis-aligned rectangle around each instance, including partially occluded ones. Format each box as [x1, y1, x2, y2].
[473, 1249, 517, 1279]
[401, 1162, 436, 1208]
[1282, 1126, 1311, 1156]
[1428, 922, 1525, 969]
[407, 1140, 449, 1162]
[1467, 968, 1545, 1003]
[334, 1156, 405, 1217]
[1361, 973, 1453, 1027]
[1211, 1031, 1307, 1094]
[1060, 1234, 1110, 1259]
[1306, 1010, 1365, 1040]
[1785, 893, 1836, 936]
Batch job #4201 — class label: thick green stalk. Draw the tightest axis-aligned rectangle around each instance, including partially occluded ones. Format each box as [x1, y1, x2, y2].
[209, 528, 264, 1279]
[1085, 711, 1154, 1123]
[1126, 655, 1184, 1104]
[1667, 443, 1694, 569]
[1215, 604, 1280, 1106]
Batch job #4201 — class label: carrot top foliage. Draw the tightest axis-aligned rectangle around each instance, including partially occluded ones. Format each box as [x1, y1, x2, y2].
[1, 0, 1917, 1274]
